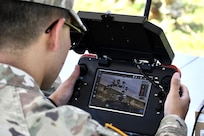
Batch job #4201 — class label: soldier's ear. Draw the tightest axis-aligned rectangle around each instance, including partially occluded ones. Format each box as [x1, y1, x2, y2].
[46, 18, 65, 51]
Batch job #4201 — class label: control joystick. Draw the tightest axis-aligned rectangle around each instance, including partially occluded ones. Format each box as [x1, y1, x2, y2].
[160, 69, 182, 97]
[161, 75, 171, 92]
[79, 64, 88, 76]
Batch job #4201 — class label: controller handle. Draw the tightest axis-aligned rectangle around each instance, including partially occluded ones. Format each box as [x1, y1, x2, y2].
[79, 64, 88, 76]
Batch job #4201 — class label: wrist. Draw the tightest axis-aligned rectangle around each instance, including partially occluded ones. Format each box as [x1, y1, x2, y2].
[47, 97, 58, 107]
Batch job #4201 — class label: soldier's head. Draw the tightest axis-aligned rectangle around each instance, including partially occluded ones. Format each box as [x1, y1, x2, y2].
[0, 0, 86, 89]
[0, 0, 86, 50]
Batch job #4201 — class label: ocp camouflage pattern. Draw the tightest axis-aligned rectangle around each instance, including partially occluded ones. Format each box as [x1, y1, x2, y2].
[0, 63, 120, 136]
[18, 0, 74, 10]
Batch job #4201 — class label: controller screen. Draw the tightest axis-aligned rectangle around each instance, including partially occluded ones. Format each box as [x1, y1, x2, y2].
[89, 69, 152, 116]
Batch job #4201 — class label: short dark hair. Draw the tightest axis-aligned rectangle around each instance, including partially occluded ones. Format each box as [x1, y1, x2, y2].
[0, 1, 69, 50]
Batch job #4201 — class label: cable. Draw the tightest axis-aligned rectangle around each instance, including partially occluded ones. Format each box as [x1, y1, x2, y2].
[105, 123, 128, 136]
[135, 63, 164, 92]
[191, 104, 204, 136]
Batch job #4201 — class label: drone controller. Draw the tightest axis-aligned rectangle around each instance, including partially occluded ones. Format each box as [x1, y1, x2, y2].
[69, 11, 179, 135]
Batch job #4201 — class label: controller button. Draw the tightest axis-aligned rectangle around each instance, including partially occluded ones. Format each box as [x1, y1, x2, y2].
[156, 103, 163, 112]
[76, 79, 84, 87]
[157, 91, 166, 99]
[161, 76, 171, 91]
[79, 64, 88, 76]
[73, 90, 80, 100]
[72, 79, 84, 100]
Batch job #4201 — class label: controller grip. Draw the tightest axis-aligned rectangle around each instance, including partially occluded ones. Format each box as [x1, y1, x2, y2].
[163, 64, 181, 77]
[162, 64, 182, 97]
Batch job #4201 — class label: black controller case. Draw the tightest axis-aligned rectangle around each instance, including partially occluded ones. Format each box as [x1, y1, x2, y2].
[69, 11, 178, 136]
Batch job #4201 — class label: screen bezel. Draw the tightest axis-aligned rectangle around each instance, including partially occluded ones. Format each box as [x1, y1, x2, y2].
[89, 69, 152, 117]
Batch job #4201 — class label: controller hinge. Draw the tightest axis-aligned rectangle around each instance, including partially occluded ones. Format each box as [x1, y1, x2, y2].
[98, 55, 112, 67]
[133, 59, 161, 72]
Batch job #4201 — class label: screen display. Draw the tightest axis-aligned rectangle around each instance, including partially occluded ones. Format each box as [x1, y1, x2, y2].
[89, 69, 152, 116]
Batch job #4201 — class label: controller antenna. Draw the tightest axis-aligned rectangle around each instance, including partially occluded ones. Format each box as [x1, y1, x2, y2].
[144, 0, 152, 19]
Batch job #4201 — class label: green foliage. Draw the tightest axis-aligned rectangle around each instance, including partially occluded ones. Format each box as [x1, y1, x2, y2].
[74, 0, 204, 57]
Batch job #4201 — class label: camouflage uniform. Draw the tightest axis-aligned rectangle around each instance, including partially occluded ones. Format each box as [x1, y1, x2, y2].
[0, 0, 187, 136]
[0, 64, 120, 136]
[155, 115, 187, 136]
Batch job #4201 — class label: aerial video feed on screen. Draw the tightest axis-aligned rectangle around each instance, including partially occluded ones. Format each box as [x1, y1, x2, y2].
[89, 69, 152, 116]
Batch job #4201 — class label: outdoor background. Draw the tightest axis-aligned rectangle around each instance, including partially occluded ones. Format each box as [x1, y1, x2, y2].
[73, 0, 204, 57]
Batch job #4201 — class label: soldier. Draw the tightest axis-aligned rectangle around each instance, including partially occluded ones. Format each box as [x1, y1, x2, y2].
[0, 0, 190, 136]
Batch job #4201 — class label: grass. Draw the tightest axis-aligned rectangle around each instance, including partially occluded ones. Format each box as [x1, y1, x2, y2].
[73, 0, 204, 57]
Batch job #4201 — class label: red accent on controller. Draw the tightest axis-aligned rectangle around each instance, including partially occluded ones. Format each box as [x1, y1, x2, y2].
[80, 54, 97, 59]
[162, 64, 181, 77]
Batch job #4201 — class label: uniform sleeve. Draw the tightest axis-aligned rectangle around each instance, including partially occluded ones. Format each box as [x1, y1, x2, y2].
[155, 115, 187, 136]
[25, 96, 121, 136]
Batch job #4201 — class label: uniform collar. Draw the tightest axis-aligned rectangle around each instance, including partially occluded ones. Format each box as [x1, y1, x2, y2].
[0, 63, 40, 90]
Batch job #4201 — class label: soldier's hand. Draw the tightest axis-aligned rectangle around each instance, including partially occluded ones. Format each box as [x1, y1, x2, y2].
[49, 65, 80, 106]
[164, 72, 190, 119]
